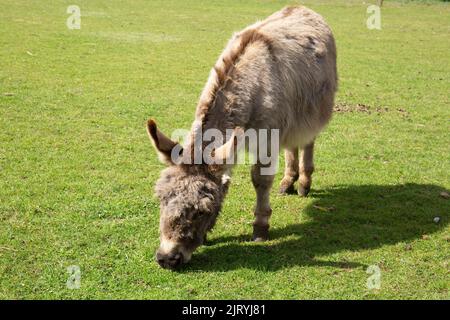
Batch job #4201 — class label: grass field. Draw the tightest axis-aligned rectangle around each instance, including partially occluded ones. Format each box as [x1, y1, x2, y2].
[0, 0, 449, 299]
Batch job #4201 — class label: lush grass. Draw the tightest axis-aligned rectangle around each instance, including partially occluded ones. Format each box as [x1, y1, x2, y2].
[0, 0, 449, 299]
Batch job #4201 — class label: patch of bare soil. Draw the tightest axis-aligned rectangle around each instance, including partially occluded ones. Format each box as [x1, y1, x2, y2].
[334, 103, 410, 117]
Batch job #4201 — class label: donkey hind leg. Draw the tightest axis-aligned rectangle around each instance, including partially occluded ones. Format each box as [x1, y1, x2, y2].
[299, 140, 315, 197]
[251, 163, 275, 242]
[279, 147, 299, 195]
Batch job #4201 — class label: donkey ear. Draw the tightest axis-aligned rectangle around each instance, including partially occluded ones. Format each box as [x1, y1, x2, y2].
[213, 127, 245, 163]
[146, 119, 182, 165]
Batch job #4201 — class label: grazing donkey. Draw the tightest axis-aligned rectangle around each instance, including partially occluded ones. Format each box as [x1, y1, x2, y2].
[147, 6, 337, 269]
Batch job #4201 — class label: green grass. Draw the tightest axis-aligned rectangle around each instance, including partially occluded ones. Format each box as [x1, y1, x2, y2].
[0, 0, 449, 299]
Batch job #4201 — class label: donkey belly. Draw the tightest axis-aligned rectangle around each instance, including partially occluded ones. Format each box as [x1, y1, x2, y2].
[280, 123, 323, 149]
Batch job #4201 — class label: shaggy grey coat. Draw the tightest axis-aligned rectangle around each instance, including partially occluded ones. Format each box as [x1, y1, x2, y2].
[147, 6, 337, 269]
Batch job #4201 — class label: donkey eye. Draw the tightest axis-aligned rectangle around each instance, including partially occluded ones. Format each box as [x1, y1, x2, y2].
[196, 211, 205, 217]
[190, 209, 202, 219]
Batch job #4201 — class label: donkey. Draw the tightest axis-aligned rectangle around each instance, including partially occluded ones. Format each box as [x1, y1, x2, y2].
[146, 6, 337, 269]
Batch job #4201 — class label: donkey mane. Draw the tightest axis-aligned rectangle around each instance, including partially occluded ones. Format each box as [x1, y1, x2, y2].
[214, 30, 273, 88]
[196, 29, 276, 122]
[195, 6, 301, 123]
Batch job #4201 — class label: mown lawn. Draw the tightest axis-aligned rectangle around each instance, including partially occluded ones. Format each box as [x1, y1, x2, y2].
[0, 0, 449, 299]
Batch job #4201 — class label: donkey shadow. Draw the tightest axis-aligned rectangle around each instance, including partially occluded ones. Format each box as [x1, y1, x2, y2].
[183, 183, 449, 272]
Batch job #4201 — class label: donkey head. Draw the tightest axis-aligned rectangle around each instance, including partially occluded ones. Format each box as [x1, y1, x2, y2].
[146, 119, 239, 269]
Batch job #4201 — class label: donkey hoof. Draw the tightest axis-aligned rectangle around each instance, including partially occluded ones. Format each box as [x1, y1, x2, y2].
[252, 225, 269, 242]
[279, 183, 296, 195]
[298, 185, 310, 197]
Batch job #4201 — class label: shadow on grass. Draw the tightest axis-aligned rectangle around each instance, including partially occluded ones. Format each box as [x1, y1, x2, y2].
[184, 183, 449, 272]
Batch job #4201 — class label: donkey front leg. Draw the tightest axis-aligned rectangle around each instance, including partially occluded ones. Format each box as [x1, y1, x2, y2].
[299, 140, 315, 197]
[251, 164, 275, 242]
